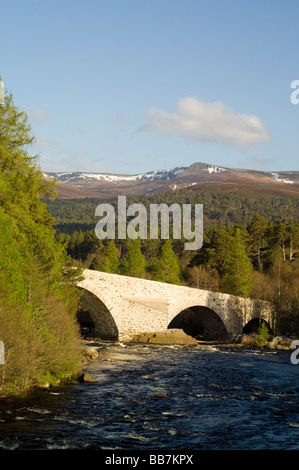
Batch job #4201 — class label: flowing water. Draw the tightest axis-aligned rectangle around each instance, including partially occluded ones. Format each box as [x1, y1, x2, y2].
[0, 342, 298, 451]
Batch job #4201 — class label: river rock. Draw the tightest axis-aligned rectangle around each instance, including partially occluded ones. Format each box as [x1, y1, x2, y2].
[82, 346, 100, 363]
[151, 392, 168, 399]
[77, 372, 98, 383]
[268, 336, 292, 349]
[35, 382, 51, 389]
[129, 329, 198, 345]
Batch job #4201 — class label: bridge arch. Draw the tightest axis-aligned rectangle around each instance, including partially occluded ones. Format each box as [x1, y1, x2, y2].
[243, 318, 273, 335]
[168, 305, 228, 341]
[77, 287, 119, 341]
[77, 270, 274, 342]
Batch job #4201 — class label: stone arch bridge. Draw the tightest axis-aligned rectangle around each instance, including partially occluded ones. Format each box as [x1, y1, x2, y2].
[77, 269, 274, 342]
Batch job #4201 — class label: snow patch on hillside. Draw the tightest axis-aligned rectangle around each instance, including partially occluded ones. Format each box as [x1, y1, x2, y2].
[45, 167, 187, 183]
[43, 163, 229, 184]
[271, 172, 294, 184]
[206, 166, 228, 174]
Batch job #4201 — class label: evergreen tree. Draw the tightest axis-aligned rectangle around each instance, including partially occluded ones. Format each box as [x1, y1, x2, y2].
[122, 238, 146, 278]
[222, 228, 253, 297]
[248, 214, 268, 271]
[204, 227, 232, 276]
[154, 239, 181, 284]
[270, 222, 289, 261]
[102, 240, 120, 274]
[89, 255, 103, 271]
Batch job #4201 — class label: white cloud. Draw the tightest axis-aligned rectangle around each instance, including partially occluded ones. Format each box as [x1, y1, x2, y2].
[27, 107, 53, 123]
[141, 97, 270, 148]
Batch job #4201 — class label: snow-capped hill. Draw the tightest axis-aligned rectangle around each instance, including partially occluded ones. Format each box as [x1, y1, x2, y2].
[43, 162, 298, 200]
[44, 162, 230, 184]
[45, 166, 188, 183]
[141, 166, 187, 180]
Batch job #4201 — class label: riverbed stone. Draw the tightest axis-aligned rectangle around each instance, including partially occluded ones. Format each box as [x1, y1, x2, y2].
[151, 392, 168, 399]
[128, 329, 198, 345]
[77, 372, 98, 383]
[82, 346, 101, 364]
[268, 336, 292, 349]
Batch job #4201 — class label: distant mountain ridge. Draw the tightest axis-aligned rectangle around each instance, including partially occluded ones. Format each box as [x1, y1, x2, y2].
[43, 162, 299, 199]
[45, 166, 188, 183]
[44, 162, 230, 183]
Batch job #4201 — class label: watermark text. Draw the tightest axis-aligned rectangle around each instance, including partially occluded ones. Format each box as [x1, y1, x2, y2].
[290, 340, 299, 364]
[290, 80, 299, 104]
[95, 196, 203, 250]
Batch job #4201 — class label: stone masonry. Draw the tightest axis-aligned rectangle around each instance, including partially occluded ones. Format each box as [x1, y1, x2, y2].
[77, 269, 274, 342]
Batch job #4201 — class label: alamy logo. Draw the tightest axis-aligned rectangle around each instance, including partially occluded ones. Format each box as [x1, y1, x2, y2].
[95, 196, 203, 250]
[290, 80, 299, 104]
[290, 340, 299, 365]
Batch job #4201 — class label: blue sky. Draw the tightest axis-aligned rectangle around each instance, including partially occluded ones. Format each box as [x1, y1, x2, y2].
[1, 0, 299, 173]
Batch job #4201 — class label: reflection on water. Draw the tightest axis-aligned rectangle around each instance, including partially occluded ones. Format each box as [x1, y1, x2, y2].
[0, 342, 298, 450]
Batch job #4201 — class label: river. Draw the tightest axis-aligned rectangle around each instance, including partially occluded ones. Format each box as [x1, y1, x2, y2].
[0, 342, 298, 451]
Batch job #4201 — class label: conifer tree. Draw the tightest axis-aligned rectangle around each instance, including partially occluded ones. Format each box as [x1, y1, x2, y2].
[154, 239, 181, 284]
[102, 240, 120, 274]
[248, 214, 268, 271]
[222, 228, 253, 297]
[122, 238, 146, 278]
[205, 227, 231, 276]
[89, 255, 103, 271]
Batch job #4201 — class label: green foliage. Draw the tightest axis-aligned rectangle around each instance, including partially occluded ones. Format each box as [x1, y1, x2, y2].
[123, 239, 146, 278]
[0, 210, 26, 300]
[102, 240, 121, 274]
[248, 214, 268, 272]
[0, 85, 82, 396]
[202, 227, 232, 276]
[48, 191, 299, 233]
[257, 321, 271, 345]
[153, 239, 181, 284]
[89, 254, 103, 271]
[222, 228, 254, 297]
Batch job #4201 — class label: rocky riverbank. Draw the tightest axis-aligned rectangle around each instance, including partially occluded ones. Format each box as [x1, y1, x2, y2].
[82, 329, 296, 351]
[127, 329, 198, 346]
[240, 333, 295, 350]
